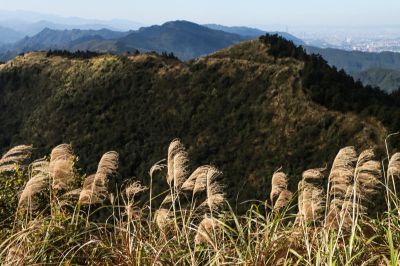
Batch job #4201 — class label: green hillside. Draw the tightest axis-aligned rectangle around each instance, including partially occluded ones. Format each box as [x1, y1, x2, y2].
[116, 21, 246, 60]
[306, 46, 400, 91]
[306, 46, 400, 73]
[352, 68, 400, 92]
[0, 35, 399, 210]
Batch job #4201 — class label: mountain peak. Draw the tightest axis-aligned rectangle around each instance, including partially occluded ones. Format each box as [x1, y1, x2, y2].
[40, 27, 56, 33]
[162, 20, 200, 27]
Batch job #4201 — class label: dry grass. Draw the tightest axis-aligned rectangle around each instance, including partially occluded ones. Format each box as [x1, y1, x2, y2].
[388, 152, 400, 202]
[0, 145, 33, 173]
[297, 168, 326, 223]
[18, 159, 49, 212]
[326, 146, 357, 229]
[270, 171, 288, 206]
[1, 139, 400, 265]
[274, 190, 293, 212]
[49, 144, 75, 191]
[79, 151, 119, 205]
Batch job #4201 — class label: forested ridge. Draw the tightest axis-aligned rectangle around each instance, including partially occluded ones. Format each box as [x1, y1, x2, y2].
[0, 35, 399, 209]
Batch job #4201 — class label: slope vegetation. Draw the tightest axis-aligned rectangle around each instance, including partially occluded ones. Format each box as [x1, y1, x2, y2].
[0, 35, 399, 208]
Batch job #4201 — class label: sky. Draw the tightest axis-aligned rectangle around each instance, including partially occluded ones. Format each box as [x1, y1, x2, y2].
[0, 0, 399, 28]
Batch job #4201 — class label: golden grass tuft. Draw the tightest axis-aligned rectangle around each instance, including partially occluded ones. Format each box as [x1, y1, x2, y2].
[195, 216, 220, 245]
[327, 146, 357, 200]
[167, 139, 187, 186]
[181, 165, 210, 193]
[354, 149, 382, 213]
[192, 166, 210, 196]
[0, 145, 33, 173]
[326, 146, 357, 228]
[3, 141, 400, 265]
[18, 159, 50, 211]
[200, 166, 225, 212]
[125, 181, 148, 200]
[387, 152, 400, 194]
[270, 171, 288, 205]
[78, 151, 119, 205]
[156, 140, 226, 237]
[273, 190, 293, 212]
[154, 208, 173, 236]
[297, 168, 325, 223]
[172, 150, 189, 191]
[49, 144, 75, 191]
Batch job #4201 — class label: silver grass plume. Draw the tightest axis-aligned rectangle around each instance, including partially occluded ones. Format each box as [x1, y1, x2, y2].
[0, 145, 33, 173]
[328, 147, 357, 202]
[59, 188, 82, 207]
[49, 144, 75, 191]
[327, 149, 382, 229]
[167, 139, 189, 188]
[18, 159, 50, 211]
[388, 153, 400, 194]
[326, 147, 357, 227]
[297, 168, 325, 223]
[124, 181, 147, 218]
[296, 181, 303, 224]
[173, 151, 189, 191]
[149, 159, 166, 178]
[273, 190, 293, 213]
[195, 215, 220, 245]
[354, 149, 382, 214]
[160, 139, 189, 212]
[199, 166, 225, 212]
[125, 181, 147, 201]
[160, 194, 173, 207]
[270, 171, 289, 206]
[181, 165, 210, 193]
[154, 208, 173, 235]
[192, 166, 210, 196]
[79, 151, 119, 205]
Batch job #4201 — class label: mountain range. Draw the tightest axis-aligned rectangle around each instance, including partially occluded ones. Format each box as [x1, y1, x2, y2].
[0, 10, 143, 36]
[0, 20, 304, 61]
[0, 26, 24, 44]
[0, 21, 240, 61]
[1, 35, 399, 208]
[204, 24, 305, 45]
[305, 46, 400, 91]
[0, 19, 400, 91]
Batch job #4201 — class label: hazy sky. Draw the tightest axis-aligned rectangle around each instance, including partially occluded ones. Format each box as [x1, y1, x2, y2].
[0, 0, 399, 27]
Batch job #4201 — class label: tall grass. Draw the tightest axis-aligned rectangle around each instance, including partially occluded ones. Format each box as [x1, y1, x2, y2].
[0, 138, 400, 265]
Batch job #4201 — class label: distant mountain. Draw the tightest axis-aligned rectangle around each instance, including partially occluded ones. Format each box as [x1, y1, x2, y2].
[17, 28, 128, 48]
[352, 68, 400, 92]
[0, 10, 143, 33]
[204, 24, 265, 37]
[306, 46, 400, 91]
[0, 26, 24, 44]
[204, 24, 305, 46]
[306, 46, 400, 73]
[0, 20, 301, 63]
[0, 21, 250, 61]
[0, 20, 129, 37]
[116, 21, 247, 60]
[2, 18, 399, 91]
[0, 28, 129, 60]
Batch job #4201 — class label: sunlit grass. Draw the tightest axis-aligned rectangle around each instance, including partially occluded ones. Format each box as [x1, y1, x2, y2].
[1, 137, 400, 265]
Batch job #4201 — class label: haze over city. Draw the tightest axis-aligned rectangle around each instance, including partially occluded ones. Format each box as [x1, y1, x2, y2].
[0, 0, 399, 27]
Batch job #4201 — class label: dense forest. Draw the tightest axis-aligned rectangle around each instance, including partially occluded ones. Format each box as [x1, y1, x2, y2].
[0, 35, 399, 210]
